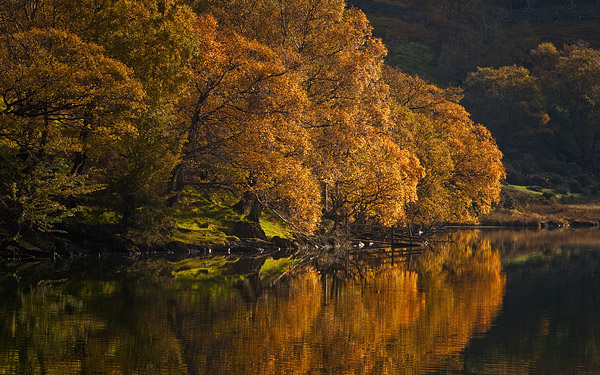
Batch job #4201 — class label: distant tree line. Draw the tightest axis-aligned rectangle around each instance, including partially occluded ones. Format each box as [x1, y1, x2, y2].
[463, 42, 600, 194]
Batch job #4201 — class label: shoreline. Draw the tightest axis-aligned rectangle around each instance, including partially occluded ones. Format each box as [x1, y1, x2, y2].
[3, 201, 600, 262]
[478, 203, 600, 230]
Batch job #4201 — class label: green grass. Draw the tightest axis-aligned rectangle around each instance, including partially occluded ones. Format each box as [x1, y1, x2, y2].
[502, 184, 544, 196]
[502, 184, 582, 200]
[172, 188, 243, 244]
[172, 187, 294, 244]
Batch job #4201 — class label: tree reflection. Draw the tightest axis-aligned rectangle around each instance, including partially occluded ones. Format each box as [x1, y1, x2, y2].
[0, 279, 190, 374]
[479, 227, 600, 260]
[189, 232, 505, 374]
[0, 235, 506, 374]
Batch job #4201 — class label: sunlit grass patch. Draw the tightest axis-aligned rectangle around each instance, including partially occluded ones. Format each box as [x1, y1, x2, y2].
[172, 188, 243, 244]
[502, 184, 544, 196]
[261, 211, 293, 240]
[483, 184, 600, 227]
[503, 184, 583, 201]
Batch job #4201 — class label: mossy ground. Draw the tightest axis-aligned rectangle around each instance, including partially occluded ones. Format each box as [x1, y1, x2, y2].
[172, 187, 293, 245]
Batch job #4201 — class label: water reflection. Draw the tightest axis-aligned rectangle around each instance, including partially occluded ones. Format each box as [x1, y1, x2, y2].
[478, 227, 600, 260]
[463, 228, 600, 375]
[0, 232, 511, 374]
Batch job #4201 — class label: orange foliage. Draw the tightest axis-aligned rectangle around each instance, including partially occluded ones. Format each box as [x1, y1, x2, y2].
[385, 67, 505, 225]
[0, 0, 507, 235]
[0, 28, 144, 155]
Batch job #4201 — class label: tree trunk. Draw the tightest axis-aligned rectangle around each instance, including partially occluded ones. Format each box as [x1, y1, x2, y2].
[232, 191, 254, 215]
[165, 163, 186, 207]
[120, 198, 136, 234]
[430, 32, 447, 66]
[167, 163, 186, 193]
[246, 196, 263, 223]
[70, 151, 87, 175]
[232, 191, 262, 222]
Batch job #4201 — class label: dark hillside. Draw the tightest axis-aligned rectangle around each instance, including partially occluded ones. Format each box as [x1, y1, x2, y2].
[350, 0, 600, 84]
[350, 0, 600, 194]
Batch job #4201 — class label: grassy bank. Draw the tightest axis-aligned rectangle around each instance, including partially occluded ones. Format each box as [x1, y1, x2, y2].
[479, 185, 600, 228]
[171, 187, 294, 246]
[0, 187, 296, 260]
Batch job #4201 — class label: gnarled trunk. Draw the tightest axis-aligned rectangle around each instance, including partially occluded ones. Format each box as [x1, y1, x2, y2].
[233, 191, 263, 223]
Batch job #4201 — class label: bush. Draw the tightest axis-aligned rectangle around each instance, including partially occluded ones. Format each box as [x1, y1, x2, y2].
[546, 172, 566, 187]
[542, 190, 557, 203]
[555, 185, 569, 195]
[575, 173, 592, 188]
[528, 174, 549, 188]
[566, 162, 583, 176]
[568, 179, 583, 194]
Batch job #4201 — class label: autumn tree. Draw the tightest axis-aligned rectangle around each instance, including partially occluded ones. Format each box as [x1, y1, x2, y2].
[0, 27, 144, 242]
[47, 0, 199, 236]
[0, 0, 199, 238]
[238, 0, 423, 227]
[170, 12, 321, 233]
[385, 67, 505, 225]
[172, 0, 426, 232]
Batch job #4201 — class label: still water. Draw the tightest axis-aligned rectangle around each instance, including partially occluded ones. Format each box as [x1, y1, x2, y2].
[0, 229, 599, 374]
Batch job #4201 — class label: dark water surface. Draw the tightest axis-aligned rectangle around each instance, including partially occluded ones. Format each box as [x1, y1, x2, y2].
[1, 229, 600, 374]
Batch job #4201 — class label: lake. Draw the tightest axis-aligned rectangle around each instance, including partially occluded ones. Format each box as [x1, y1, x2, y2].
[1, 229, 600, 374]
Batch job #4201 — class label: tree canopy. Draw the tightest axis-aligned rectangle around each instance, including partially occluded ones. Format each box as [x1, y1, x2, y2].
[0, 0, 505, 244]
